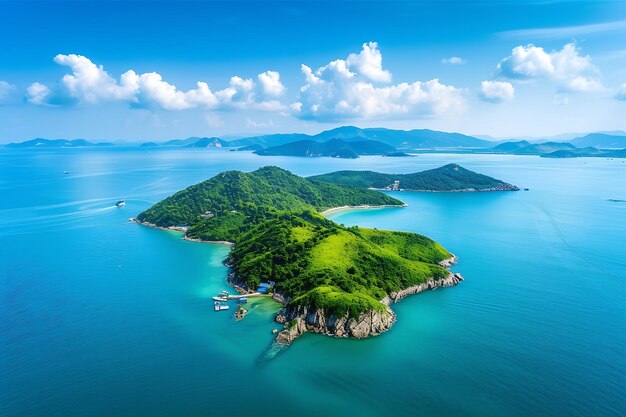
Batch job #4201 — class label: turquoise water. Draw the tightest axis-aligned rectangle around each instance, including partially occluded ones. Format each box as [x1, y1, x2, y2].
[1, 148, 625, 417]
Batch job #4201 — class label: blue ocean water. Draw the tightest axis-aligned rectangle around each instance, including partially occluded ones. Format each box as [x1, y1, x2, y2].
[1, 148, 624, 417]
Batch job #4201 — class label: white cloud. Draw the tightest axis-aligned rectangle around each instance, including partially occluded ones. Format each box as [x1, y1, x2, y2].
[26, 82, 51, 105]
[134, 73, 218, 110]
[0, 81, 18, 104]
[496, 43, 603, 93]
[28, 54, 285, 111]
[345, 42, 391, 82]
[480, 81, 514, 103]
[442, 57, 467, 65]
[53, 54, 138, 102]
[294, 42, 464, 121]
[614, 83, 626, 101]
[214, 76, 256, 108]
[258, 71, 285, 97]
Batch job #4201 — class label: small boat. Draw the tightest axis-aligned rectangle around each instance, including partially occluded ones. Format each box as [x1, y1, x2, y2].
[214, 301, 230, 311]
[212, 296, 228, 302]
[116, 200, 126, 207]
[63, 171, 69, 174]
[238, 298, 248, 304]
[524, 188, 530, 191]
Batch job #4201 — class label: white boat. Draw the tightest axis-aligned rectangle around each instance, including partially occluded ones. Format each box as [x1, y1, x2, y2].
[212, 296, 228, 302]
[116, 200, 126, 207]
[214, 301, 230, 311]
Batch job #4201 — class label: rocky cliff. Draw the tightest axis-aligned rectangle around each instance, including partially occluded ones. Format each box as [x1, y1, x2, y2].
[388, 272, 463, 303]
[274, 258, 463, 345]
[274, 304, 396, 344]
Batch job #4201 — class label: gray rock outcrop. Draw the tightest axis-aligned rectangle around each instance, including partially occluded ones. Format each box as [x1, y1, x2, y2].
[275, 304, 396, 344]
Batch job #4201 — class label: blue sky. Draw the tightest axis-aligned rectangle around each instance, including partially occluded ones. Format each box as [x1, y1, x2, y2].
[1, 0, 625, 142]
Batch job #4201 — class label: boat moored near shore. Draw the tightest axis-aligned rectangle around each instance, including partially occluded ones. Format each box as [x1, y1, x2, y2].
[214, 301, 230, 311]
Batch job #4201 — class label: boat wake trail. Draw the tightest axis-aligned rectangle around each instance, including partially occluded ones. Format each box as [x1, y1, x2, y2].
[0, 200, 124, 237]
[257, 341, 288, 364]
[533, 203, 619, 279]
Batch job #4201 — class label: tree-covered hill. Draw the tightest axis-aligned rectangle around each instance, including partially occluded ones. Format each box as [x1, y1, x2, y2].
[136, 166, 454, 325]
[137, 166, 403, 227]
[308, 164, 519, 191]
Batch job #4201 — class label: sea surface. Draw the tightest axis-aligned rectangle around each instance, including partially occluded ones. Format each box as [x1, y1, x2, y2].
[1, 148, 625, 417]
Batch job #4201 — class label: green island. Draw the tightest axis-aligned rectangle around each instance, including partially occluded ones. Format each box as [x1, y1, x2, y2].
[136, 165, 513, 344]
[309, 163, 519, 191]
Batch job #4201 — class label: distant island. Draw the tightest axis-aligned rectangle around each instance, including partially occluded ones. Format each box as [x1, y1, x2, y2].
[5, 126, 624, 158]
[569, 133, 626, 149]
[140, 137, 227, 148]
[5, 138, 113, 148]
[310, 164, 519, 192]
[253, 138, 398, 158]
[490, 140, 626, 158]
[227, 126, 489, 149]
[134, 165, 516, 345]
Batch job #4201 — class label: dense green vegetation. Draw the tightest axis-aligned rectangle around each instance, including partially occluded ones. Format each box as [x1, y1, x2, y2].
[137, 166, 452, 317]
[309, 163, 519, 191]
[137, 166, 402, 227]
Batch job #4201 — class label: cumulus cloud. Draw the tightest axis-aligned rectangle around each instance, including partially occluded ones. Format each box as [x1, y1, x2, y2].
[480, 81, 514, 103]
[293, 42, 464, 121]
[53, 54, 138, 103]
[614, 83, 626, 101]
[496, 43, 603, 93]
[0, 81, 18, 104]
[28, 54, 286, 111]
[26, 82, 51, 105]
[442, 57, 467, 65]
[258, 71, 285, 97]
[345, 42, 392, 82]
[134, 73, 218, 110]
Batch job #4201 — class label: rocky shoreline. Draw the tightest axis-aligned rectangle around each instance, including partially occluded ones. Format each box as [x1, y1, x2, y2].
[274, 303, 397, 345]
[130, 218, 235, 246]
[273, 255, 463, 345]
